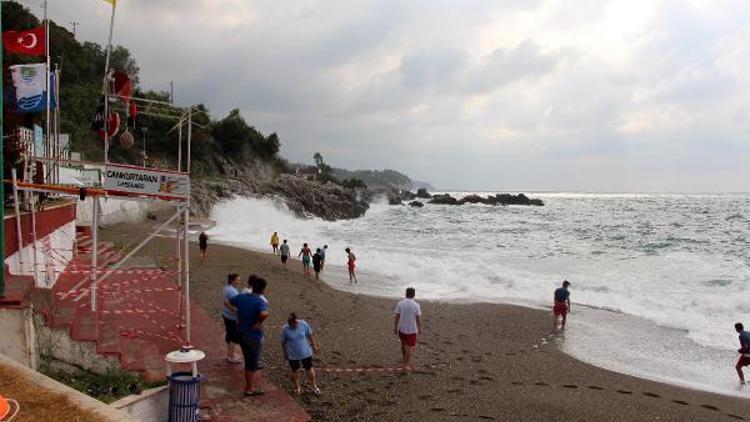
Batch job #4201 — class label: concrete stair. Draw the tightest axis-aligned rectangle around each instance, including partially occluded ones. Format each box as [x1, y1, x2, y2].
[40, 227, 177, 384]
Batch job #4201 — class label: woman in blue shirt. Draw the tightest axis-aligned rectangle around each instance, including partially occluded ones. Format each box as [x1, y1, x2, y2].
[280, 313, 321, 395]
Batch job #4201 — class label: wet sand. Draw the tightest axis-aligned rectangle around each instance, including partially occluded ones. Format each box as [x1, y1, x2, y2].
[103, 223, 750, 421]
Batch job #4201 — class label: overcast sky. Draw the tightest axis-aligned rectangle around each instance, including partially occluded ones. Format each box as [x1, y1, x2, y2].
[21, 0, 750, 191]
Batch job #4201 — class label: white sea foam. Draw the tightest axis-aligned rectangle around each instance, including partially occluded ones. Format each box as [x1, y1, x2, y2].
[209, 193, 750, 396]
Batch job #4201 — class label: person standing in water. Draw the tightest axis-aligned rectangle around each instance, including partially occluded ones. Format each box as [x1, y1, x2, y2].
[394, 287, 421, 368]
[280, 239, 290, 268]
[199, 232, 208, 261]
[298, 243, 312, 278]
[345, 247, 357, 284]
[270, 232, 280, 255]
[312, 248, 323, 281]
[553, 280, 571, 330]
[735, 322, 750, 385]
[319, 245, 328, 270]
[280, 312, 321, 395]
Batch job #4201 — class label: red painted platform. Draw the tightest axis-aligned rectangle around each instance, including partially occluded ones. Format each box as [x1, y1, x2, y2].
[33, 233, 310, 421]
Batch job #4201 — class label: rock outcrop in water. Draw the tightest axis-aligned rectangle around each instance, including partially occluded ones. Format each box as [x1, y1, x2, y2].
[190, 161, 369, 221]
[429, 193, 544, 206]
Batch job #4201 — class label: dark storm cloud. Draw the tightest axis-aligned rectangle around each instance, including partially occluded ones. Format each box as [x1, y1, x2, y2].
[34, 0, 750, 191]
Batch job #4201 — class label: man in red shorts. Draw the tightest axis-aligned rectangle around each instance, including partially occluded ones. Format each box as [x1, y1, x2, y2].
[735, 322, 750, 385]
[394, 287, 421, 368]
[553, 280, 571, 330]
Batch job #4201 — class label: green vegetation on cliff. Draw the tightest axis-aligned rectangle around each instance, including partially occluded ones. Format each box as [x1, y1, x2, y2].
[2, 1, 286, 177]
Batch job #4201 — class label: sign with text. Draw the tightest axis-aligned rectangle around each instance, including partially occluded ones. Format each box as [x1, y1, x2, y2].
[104, 164, 190, 199]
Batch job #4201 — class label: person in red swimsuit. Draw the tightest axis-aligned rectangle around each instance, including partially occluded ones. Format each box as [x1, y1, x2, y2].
[345, 247, 357, 284]
[553, 280, 571, 329]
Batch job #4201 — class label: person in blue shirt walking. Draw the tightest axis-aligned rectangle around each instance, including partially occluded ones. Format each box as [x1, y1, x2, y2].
[222, 273, 242, 364]
[229, 276, 270, 397]
[280, 313, 321, 395]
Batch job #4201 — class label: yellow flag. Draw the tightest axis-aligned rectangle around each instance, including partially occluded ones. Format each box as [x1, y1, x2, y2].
[102, 0, 116, 5]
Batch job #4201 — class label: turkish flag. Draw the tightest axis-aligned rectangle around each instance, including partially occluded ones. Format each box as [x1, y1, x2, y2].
[3, 26, 46, 56]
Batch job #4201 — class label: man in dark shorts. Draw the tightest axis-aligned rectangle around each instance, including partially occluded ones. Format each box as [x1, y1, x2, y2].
[199, 232, 208, 261]
[394, 287, 421, 368]
[222, 273, 242, 363]
[553, 280, 571, 330]
[280, 240, 290, 267]
[229, 276, 269, 396]
[312, 248, 323, 281]
[280, 312, 321, 395]
[735, 322, 750, 385]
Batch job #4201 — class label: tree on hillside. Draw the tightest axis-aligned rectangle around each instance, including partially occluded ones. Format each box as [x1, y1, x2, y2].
[212, 109, 280, 159]
[314, 152, 324, 169]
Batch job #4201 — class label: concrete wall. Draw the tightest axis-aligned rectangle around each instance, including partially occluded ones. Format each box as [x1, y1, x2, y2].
[4, 221, 75, 289]
[77, 197, 170, 227]
[0, 307, 36, 368]
[35, 319, 120, 375]
[0, 353, 133, 422]
[111, 386, 169, 422]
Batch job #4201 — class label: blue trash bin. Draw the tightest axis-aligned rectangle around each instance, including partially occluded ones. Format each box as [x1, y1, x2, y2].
[167, 372, 203, 422]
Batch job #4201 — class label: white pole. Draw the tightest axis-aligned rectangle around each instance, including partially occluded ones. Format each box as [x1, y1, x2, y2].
[30, 197, 39, 286]
[176, 204, 182, 288]
[187, 109, 192, 174]
[11, 169, 25, 273]
[177, 116, 182, 172]
[102, 2, 117, 164]
[183, 206, 190, 345]
[91, 198, 99, 311]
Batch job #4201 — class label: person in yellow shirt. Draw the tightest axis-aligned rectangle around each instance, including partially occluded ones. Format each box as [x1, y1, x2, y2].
[271, 232, 280, 255]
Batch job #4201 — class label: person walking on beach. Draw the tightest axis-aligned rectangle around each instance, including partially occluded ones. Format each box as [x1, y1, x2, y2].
[229, 277, 269, 396]
[222, 273, 242, 363]
[298, 243, 312, 278]
[312, 248, 323, 281]
[320, 245, 328, 270]
[280, 312, 321, 395]
[280, 239, 290, 268]
[271, 232, 280, 255]
[199, 232, 208, 261]
[735, 322, 750, 385]
[346, 247, 357, 284]
[553, 280, 571, 330]
[394, 287, 421, 368]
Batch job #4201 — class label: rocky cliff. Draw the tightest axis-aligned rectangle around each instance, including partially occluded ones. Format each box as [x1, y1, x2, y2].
[190, 160, 369, 221]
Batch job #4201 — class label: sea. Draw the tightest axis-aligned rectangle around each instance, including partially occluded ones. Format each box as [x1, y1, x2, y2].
[208, 192, 750, 397]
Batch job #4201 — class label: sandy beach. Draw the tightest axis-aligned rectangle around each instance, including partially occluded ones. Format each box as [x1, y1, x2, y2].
[102, 222, 750, 421]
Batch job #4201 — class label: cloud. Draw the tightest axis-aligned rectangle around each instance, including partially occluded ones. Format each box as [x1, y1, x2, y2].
[39, 0, 750, 191]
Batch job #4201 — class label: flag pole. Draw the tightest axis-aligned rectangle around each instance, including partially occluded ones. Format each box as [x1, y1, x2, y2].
[44, 1, 50, 176]
[1, 1, 6, 298]
[102, 0, 117, 164]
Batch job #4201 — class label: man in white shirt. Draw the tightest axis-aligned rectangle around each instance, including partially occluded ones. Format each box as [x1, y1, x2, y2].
[394, 287, 421, 368]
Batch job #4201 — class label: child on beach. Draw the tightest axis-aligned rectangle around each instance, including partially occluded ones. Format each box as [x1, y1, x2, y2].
[299, 243, 312, 278]
[199, 232, 208, 261]
[394, 287, 421, 368]
[346, 247, 357, 284]
[553, 280, 571, 330]
[280, 240, 290, 267]
[271, 232, 280, 255]
[735, 322, 750, 385]
[312, 248, 323, 281]
[280, 313, 321, 395]
[222, 273, 242, 363]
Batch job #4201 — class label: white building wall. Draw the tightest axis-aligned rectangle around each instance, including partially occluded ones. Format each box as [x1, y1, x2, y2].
[4, 221, 76, 288]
